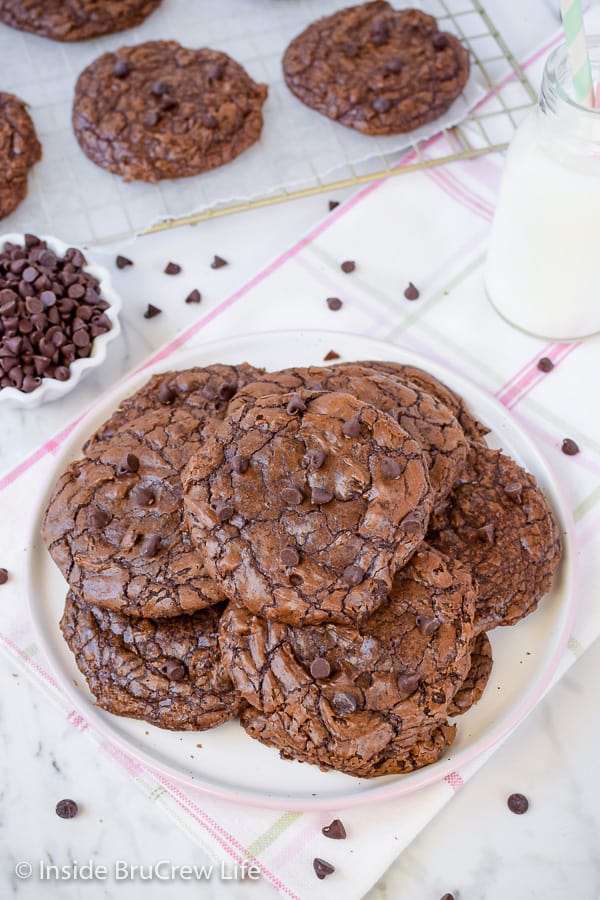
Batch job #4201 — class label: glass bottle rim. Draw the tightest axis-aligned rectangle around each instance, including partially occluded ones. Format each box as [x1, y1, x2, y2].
[544, 36, 600, 118]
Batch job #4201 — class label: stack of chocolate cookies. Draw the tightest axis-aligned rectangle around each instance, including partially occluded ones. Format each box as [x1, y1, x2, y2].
[42, 359, 561, 778]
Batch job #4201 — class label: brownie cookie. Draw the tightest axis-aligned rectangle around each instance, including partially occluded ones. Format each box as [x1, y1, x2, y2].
[86, 364, 264, 471]
[0, 0, 162, 42]
[73, 41, 268, 183]
[0, 92, 41, 220]
[222, 545, 475, 777]
[61, 591, 240, 730]
[42, 365, 262, 618]
[234, 364, 468, 506]
[448, 631, 493, 717]
[282, 2, 470, 136]
[184, 390, 433, 626]
[429, 446, 561, 631]
[359, 360, 488, 443]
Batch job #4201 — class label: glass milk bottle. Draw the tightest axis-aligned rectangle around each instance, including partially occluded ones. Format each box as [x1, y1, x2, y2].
[485, 38, 600, 339]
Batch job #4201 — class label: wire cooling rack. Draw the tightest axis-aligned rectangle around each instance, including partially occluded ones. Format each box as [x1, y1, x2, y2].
[1, 0, 537, 243]
[144, 0, 537, 235]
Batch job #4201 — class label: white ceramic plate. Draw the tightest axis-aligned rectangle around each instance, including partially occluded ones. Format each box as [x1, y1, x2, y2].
[0, 233, 121, 409]
[27, 330, 576, 810]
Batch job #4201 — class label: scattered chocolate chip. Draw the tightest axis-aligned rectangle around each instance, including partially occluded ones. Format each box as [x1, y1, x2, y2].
[404, 282, 420, 300]
[507, 793, 529, 814]
[342, 416, 361, 437]
[115, 255, 133, 269]
[304, 448, 326, 469]
[342, 564, 364, 586]
[561, 438, 579, 456]
[415, 614, 441, 636]
[164, 262, 181, 275]
[477, 523, 495, 543]
[210, 255, 228, 269]
[313, 858, 335, 880]
[215, 502, 235, 522]
[286, 394, 307, 415]
[185, 289, 202, 304]
[113, 59, 131, 78]
[158, 382, 175, 404]
[143, 303, 162, 319]
[310, 657, 331, 679]
[0, 568, 8, 585]
[381, 458, 401, 479]
[326, 297, 343, 311]
[143, 534, 162, 558]
[161, 659, 186, 681]
[373, 97, 392, 113]
[440, 894, 455, 900]
[328, 200, 340, 211]
[324, 350, 340, 361]
[433, 32, 449, 50]
[397, 673, 420, 699]
[281, 486, 304, 505]
[537, 356, 554, 372]
[89, 508, 111, 528]
[311, 487, 334, 505]
[340, 260, 355, 274]
[281, 545, 300, 567]
[332, 691, 358, 715]
[56, 799, 78, 819]
[232, 454, 249, 475]
[322, 819, 346, 840]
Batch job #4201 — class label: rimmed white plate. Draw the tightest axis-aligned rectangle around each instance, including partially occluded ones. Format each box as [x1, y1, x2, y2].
[27, 330, 576, 810]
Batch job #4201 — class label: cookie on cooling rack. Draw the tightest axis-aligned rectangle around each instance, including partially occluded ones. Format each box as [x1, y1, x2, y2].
[0, 0, 162, 42]
[0, 92, 41, 220]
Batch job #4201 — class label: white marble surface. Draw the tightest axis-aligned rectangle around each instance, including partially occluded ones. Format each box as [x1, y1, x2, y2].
[3, 2, 600, 899]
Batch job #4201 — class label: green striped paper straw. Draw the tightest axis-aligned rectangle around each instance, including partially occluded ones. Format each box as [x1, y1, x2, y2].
[560, 0, 595, 106]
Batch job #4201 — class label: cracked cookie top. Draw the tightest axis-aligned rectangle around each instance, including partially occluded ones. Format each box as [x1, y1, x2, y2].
[72, 41, 268, 182]
[61, 591, 240, 730]
[429, 446, 562, 631]
[223, 545, 475, 777]
[0, 0, 162, 42]
[283, 2, 470, 136]
[0, 92, 41, 220]
[42, 364, 262, 618]
[235, 363, 469, 505]
[183, 389, 433, 626]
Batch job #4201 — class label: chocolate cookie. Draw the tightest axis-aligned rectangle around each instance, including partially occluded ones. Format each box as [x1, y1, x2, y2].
[282, 2, 470, 136]
[0, 0, 162, 42]
[235, 364, 468, 505]
[0, 92, 41, 220]
[42, 364, 262, 618]
[184, 390, 433, 626]
[429, 447, 561, 631]
[359, 360, 488, 443]
[448, 632, 492, 717]
[73, 41, 268, 183]
[223, 545, 475, 777]
[61, 591, 240, 730]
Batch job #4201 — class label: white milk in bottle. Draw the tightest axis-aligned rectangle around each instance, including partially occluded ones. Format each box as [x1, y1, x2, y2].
[485, 38, 600, 339]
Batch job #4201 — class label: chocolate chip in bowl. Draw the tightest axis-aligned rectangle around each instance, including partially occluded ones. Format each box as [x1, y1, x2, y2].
[0, 233, 121, 408]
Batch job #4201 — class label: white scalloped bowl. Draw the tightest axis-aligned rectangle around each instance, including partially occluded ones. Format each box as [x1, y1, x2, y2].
[0, 233, 122, 409]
